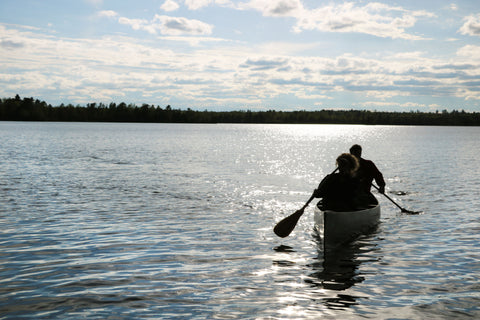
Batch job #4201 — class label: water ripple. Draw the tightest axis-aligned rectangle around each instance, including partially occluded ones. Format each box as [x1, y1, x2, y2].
[1, 123, 480, 319]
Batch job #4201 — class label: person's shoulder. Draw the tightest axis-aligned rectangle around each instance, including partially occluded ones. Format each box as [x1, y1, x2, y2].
[323, 173, 341, 183]
[361, 158, 375, 166]
[323, 173, 338, 181]
[320, 173, 334, 183]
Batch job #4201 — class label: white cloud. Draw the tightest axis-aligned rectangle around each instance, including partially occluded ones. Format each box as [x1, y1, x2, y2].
[117, 14, 213, 35]
[119, 17, 154, 33]
[159, 35, 231, 46]
[101, 2, 434, 40]
[296, 3, 433, 39]
[360, 101, 427, 109]
[161, 0, 180, 12]
[239, 0, 303, 17]
[236, 1, 434, 39]
[156, 15, 213, 35]
[184, 0, 214, 10]
[457, 44, 480, 60]
[182, 0, 235, 10]
[459, 14, 480, 36]
[98, 10, 119, 18]
[1, 20, 480, 109]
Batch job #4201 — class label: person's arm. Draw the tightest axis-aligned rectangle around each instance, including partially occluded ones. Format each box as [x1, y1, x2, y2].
[371, 162, 386, 193]
[313, 174, 332, 198]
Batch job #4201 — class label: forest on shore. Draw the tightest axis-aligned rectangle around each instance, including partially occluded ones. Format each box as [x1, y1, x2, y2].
[1, 95, 480, 126]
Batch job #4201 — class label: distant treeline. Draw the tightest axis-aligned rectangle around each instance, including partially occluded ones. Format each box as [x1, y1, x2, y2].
[1, 95, 480, 126]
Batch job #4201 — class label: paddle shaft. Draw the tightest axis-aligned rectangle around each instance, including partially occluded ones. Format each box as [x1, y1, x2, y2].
[302, 194, 315, 210]
[372, 183, 412, 213]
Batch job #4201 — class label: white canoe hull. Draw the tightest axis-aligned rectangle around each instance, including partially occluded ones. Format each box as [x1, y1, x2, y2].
[314, 202, 380, 250]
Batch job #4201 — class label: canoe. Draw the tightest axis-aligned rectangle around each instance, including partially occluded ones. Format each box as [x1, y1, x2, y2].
[314, 198, 380, 250]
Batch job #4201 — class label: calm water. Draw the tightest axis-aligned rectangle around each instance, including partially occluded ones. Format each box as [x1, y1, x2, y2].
[1, 122, 479, 319]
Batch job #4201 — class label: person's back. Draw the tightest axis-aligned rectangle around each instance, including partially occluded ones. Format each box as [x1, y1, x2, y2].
[315, 173, 359, 211]
[350, 144, 385, 194]
[314, 153, 363, 211]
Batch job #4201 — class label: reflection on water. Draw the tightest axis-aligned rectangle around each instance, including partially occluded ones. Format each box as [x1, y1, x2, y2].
[274, 244, 296, 253]
[269, 225, 383, 316]
[306, 230, 380, 310]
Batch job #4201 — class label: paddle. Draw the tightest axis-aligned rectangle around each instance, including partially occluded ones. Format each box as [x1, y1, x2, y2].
[273, 168, 338, 238]
[372, 184, 421, 214]
[273, 194, 315, 238]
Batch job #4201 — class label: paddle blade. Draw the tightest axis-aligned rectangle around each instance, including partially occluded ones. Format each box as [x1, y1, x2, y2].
[402, 208, 422, 215]
[273, 209, 305, 238]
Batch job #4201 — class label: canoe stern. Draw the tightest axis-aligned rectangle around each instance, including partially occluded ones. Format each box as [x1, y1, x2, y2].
[314, 204, 380, 249]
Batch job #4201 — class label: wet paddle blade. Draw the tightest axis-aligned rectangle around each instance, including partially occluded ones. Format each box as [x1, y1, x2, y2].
[273, 209, 304, 238]
[402, 208, 422, 215]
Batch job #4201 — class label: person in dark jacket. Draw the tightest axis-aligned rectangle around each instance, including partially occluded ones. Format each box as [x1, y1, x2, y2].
[349, 144, 386, 194]
[313, 153, 365, 211]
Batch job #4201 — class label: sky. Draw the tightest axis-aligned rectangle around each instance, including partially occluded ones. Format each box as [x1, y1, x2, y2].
[1, 0, 480, 112]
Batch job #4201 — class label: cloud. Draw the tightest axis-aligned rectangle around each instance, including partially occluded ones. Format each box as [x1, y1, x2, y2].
[161, 0, 180, 12]
[459, 14, 480, 36]
[237, 1, 433, 39]
[0, 38, 25, 49]
[240, 57, 289, 71]
[117, 14, 213, 35]
[297, 3, 433, 39]
[157, 35, 225, 45]
[457, 45, 480, 61]
[2, 21, 480, 108]
[433, 63, 476, 70]
[118, 17, 153, 33]
[98, 10, 119, 18]
[182, 0, 236, 10]
[269, 0, 301, 16]
[157, 15, 214, 35]
[239, 0, 302, 17]
[184, 0, 214, 10]
[101, 2, 434, 40]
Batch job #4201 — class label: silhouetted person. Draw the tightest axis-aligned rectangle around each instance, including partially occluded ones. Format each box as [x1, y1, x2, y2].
[349, 144, 385, 195]
[313, 153, 366, 211]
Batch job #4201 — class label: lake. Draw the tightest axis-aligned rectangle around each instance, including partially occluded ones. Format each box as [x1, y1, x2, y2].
[1, 122, 479, 319]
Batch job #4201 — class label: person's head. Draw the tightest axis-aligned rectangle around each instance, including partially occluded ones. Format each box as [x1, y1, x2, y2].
[349, 144, 362, 158]
[336, 153, 359, 175]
